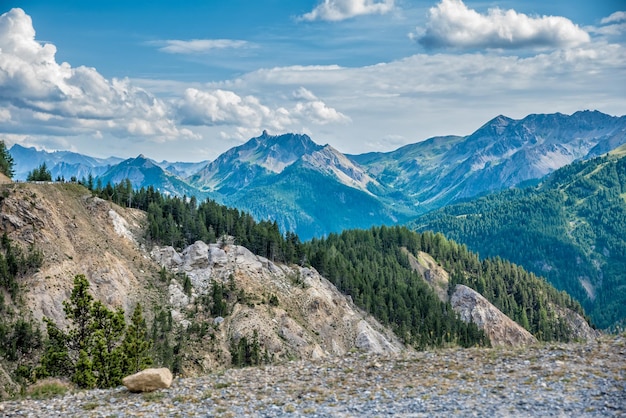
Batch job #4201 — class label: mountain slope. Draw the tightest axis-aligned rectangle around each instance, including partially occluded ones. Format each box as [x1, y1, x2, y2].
[353, 110, 626, 211]
[0, 182, 405, 397]
[225, 162, 411, 240]
[191, 132, 414, 240]
[97, 154, 203, 198]
[411, 147, 626, 329]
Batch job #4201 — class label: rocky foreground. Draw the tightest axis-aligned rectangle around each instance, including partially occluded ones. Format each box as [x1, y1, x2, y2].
[2, 336, 625, 417]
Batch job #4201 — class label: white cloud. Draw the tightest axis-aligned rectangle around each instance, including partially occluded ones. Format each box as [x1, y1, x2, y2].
[209, 39, 625, 153]
[175, 87, 349, 134]
[299, 0, 394, 22]
[152, 39, 250, 54]
[601, 11, 626, 25]
[414, 0, 590, 50]
[0, 8, 189, 141]
[291, 88, 351, 124]
[590, 11, 626, 36]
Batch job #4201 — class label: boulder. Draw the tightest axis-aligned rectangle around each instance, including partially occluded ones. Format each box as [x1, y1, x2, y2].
[122, 368, 173, 393]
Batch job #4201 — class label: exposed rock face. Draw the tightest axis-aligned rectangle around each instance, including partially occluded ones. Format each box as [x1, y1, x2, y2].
[0, 184, 154, 327]
[451, 285, 537, 347]
[122, 368, 173, 393]
[553, 305, 601, 341]
[151, 240, 404, 373]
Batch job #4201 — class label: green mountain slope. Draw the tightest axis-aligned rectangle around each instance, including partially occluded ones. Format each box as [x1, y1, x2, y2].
[225, 164, 414, 240]
[411, 148, 626, 329]
[110, 184, 591, 346]
[305, 227, 588, 345]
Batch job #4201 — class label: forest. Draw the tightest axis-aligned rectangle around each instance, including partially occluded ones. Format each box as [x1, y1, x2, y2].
[412, 153, 626, 329]
[90, 180, 588, 346]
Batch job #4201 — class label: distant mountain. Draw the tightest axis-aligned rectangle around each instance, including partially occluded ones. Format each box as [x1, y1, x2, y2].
[10, 111, 626, 241]
[352, 110, 626, 211]
[411, 145, 626, 329]
[9, 144, 123, 181]
[98, 155, 203, 198]
[189, 131, 323, 193]
[154, 160, 210, 178]
[189, 132, 414, 239]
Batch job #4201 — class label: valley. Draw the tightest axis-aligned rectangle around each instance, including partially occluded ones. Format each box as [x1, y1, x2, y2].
[1, 110, 624, 411]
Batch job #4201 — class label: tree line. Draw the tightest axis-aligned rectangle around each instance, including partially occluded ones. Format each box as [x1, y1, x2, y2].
[91, 180, 586, 345]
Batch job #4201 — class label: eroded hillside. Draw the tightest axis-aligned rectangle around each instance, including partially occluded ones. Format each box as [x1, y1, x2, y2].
[0, 182, 405, 396]
[0, 183, 157, 326]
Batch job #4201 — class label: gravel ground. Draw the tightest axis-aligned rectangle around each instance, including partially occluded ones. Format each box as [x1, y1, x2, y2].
[2, 336, 625, 417]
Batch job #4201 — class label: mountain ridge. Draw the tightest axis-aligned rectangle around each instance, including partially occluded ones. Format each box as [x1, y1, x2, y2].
[9, 110, 626, 241]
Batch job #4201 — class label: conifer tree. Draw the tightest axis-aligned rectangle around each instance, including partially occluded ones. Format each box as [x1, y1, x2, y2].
[38, 274, 154, 388]
[122, 303, 153, 374]
[0, 140, 14, 179]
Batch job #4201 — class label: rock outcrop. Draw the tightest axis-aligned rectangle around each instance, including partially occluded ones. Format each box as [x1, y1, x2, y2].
[151, 240, 404, 373]
[553, 305, 601, 341]
[122, 368, 173, 393]
[450, 285, 537, 346]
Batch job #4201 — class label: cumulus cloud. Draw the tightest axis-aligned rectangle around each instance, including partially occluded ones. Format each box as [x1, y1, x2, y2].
[413, 0, 590, 50]
[0, 8, 189, 140]
[175, 87, 349, 133]
[299, 0, 394, 22]
[151, 39, 250, 54]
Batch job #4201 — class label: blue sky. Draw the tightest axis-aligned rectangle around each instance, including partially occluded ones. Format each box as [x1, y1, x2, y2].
[1, 0, 625, 161]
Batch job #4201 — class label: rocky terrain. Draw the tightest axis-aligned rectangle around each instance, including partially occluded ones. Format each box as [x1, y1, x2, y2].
[1, 335, 624, 417]
[150, 239, 404, 373]
[0, 181, 609, 407]
[0, 182, 404, 393]
[0, 183, 158, 326]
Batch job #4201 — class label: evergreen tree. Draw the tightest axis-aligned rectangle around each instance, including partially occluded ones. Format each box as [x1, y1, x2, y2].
[26, 162, 52, 182]
[122, 304, 153, 374]
[37, 274, 154, 388]
[73, 349, 96, 389]
[0, 140, 14, 179]
[90, 301, 126, 387]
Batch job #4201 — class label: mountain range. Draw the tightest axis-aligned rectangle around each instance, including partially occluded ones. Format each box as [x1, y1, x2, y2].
[411, 144, 626, 329]
[12, 110, 626, 241]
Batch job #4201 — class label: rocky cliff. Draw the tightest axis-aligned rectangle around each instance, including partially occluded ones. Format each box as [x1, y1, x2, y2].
[151, 240, 404, 373]
[0, 183, 155, 326]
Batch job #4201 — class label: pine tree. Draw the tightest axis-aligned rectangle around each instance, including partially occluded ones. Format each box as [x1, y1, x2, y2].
[26, 163, 52, 182]
[90, 301, 126, 387]
[73, 349, 96, 389]
[0, 140, 14, 179]
[37, 274, 155, 388]
[63, 274, 93, 354]
[122, 304, 153, 375]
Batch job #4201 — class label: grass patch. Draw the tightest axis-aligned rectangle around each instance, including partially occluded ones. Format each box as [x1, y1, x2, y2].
[82, 402, 99, 411]
[26, 378, 71, 400]
[142, 391, 165, 402]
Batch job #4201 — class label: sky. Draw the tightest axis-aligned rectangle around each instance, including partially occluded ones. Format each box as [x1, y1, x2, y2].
[0, 0, 625, 162]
